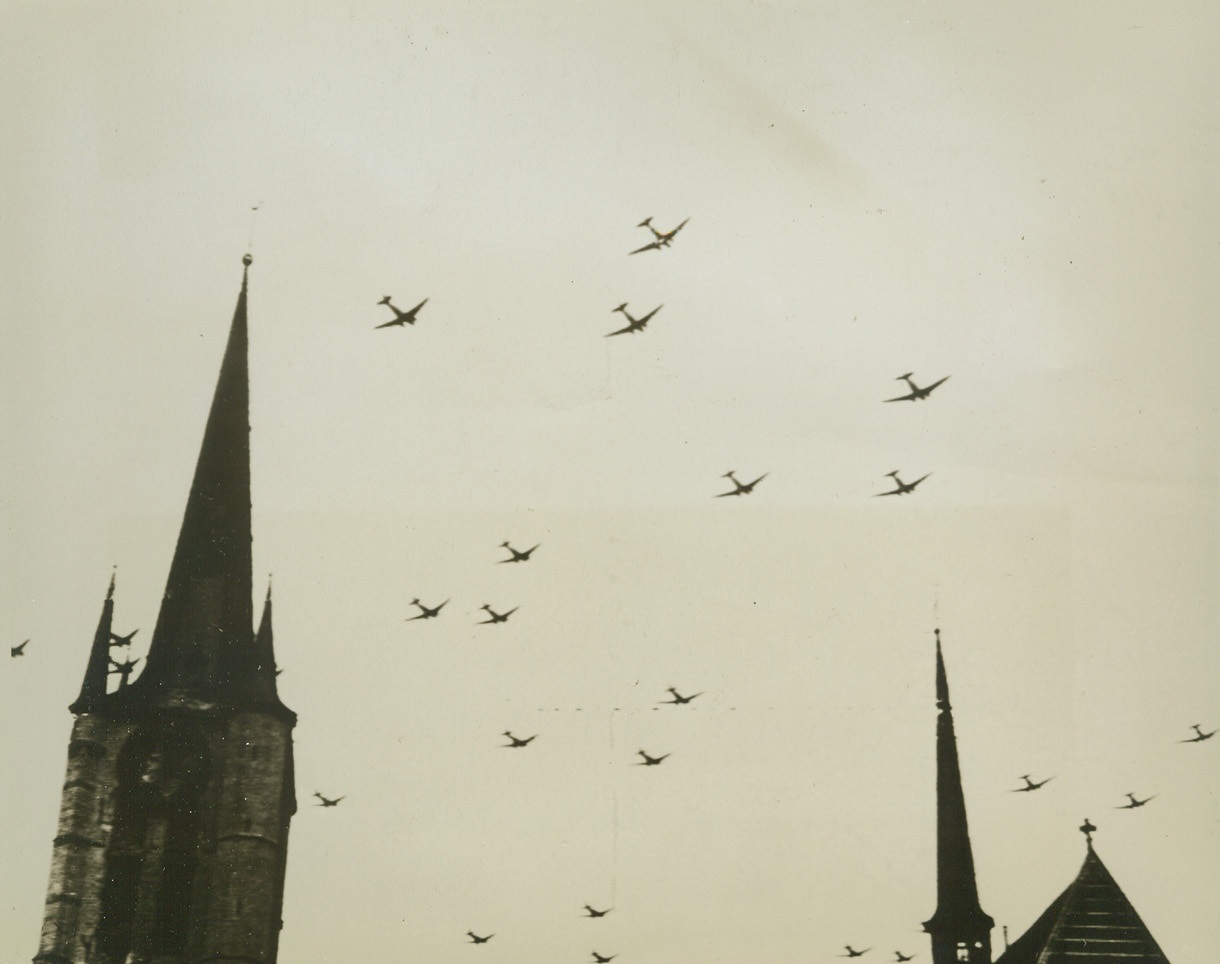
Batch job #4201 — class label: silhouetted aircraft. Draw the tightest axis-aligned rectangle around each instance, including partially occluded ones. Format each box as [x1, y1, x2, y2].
[606, 303, 662, 337]
[661, 687, 702, 705]
[108, 657, 140, 686]
[498, 541, 540, 563]
[109, 629, 138, 647]
[479, 604, 518, 624]
[10, 639, 28, 658]
[502, 731, 537, 748]
[1180, 723, 1216, 743]
[633, 216, 690, 252]
[894, 953, 917, 962]
[874, 471, 931, 497]
[592, 952, 617, 963]
[883, 373, 949, 403]
[467, 932, 494, 944]
[636, 750, 670, 766]
[716, 470, 768, 497]
[842, 948, 871, 958]
[1013, 774, 1054, 792]
[407, 598, 448, 620]
[375, 296, 428, 328]
[313, 792, 345, 807]
[583, 905, 612, 918]
[1117, 792, 1155, 809]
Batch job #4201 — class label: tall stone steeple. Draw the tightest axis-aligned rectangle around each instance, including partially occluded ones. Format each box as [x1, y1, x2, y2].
[923, 630, 994, 964]
[34, 256, 296, 964]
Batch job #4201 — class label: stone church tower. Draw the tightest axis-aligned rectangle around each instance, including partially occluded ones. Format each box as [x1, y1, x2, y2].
[33, 257, 296, 964]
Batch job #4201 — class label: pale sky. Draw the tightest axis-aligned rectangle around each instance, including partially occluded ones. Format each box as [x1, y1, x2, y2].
[1, 2, 1217, 963]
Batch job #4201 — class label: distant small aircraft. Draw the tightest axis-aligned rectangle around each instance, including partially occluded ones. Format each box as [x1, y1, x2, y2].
[313, 792, 345, 807]
[894, 953, 917, 962]
[1179, 724, 1217, 743]
[716, 470, 768, 498]
[407, 598, 449, 620]
[632, 216, 690, 254]
[479, 604, 518, 625]
[592, 952, 617, 963]
[874, 470, 931, 497]
[109, 629, 138, 647]
[1117, 792, 1155, 809]
[636, 750, 670, 766]
[606, 303, 662, 337]
[583, 905, 612, 918]
[10, 639, 29, 658]
[375, 296, 428, 328]
[883, 372, 949, 403]
[498, 541, 540, 563]
[108, 657, 140, 686]
[1012, 774, 1054, 792]
[466, 932, 494, 944]
[841, 948, 871, 959]
[660, 687, 702, 705]
[502, 731, 537, 748]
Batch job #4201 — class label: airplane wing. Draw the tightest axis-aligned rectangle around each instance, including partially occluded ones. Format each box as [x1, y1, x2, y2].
[375, 319, 402, 329]
[924, 376, 949, 393]
[668, 217, 690, 237]
[714, 489, 741, 498]
[637, 305, 663, 324]
[629, 240, 663, 255]
[883, 391, 917, 403]
[874, 489, 902, 497]
[408, 297, 429, 315]
[605, 324, 637, 337]
[909, 473, 932, 487]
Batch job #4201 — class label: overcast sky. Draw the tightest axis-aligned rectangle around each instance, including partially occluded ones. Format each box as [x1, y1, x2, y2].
[1, 3, 1217, 963]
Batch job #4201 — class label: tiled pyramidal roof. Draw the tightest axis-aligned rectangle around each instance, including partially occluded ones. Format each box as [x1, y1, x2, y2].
[996, 844, 1168, 963]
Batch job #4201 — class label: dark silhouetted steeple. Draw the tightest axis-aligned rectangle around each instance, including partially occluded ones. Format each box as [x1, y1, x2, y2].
[70, 572, 115, 712]
[126, 257, 255, 708]
[924, 629, 994, 964]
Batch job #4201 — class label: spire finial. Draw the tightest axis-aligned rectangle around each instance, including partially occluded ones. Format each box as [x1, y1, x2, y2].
[265, 572, 273, 603]
[243, 253, 253, 266]
[1080, 818, 1097, 847]
[107, 567, 116, 600]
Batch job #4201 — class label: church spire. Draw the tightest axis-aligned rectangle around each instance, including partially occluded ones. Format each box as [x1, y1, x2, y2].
[70, 571, 115, 713]
[131, 256, 254, 707]
[924, 629, 994, 964]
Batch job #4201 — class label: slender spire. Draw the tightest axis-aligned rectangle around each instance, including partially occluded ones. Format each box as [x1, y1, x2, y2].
[248, 577, 283, 704]
[133, 257, 254, 706]
[70, 572, 116, 712]
[924, 629, 994, 964]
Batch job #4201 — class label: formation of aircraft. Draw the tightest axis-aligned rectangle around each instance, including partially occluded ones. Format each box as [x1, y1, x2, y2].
[375, 295, 429, 329]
